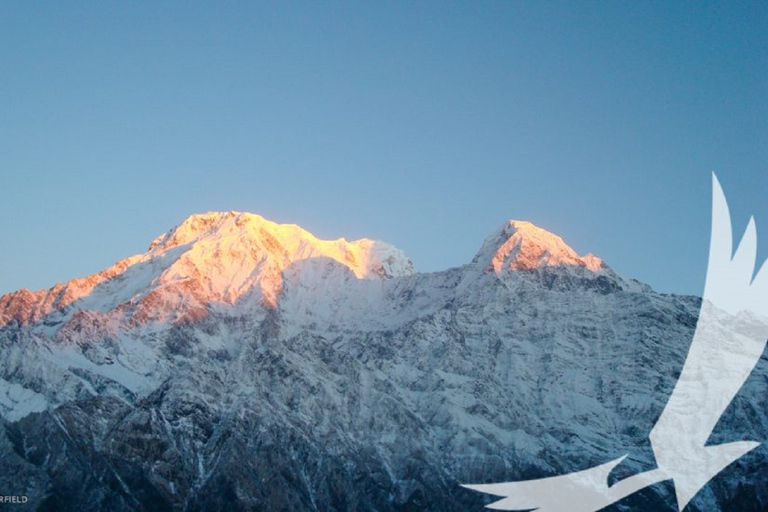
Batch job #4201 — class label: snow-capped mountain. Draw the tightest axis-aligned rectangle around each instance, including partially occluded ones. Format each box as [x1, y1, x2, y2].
[0, 213, 766, 511]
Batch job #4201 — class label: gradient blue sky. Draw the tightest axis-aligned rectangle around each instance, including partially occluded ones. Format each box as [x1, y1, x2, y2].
[1, 2, 766, 297]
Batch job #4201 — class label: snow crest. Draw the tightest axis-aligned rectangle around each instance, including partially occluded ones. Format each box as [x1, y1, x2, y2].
[0, 211, 416, 326]
[474, 220, 604, 276]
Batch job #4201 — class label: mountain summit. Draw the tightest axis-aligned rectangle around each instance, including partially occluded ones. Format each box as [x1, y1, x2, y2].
[475, 220, 604, 276]
[0, 211, 415, 326]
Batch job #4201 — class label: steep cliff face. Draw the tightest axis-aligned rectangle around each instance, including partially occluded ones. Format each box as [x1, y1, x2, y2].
[0, 214, 765, 511]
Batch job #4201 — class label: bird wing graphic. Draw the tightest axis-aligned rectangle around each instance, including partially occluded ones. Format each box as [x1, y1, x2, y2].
[648, 173, 768, 509]
[463, 456, 668, 511]
[463, 173, 768, 511]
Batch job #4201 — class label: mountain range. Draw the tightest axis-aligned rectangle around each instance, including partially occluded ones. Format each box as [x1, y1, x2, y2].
[1, 212, 766, 511]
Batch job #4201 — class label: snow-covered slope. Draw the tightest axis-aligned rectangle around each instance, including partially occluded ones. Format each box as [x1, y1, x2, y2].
[0, 213, 765, 511]
[0, 211, 414, 327]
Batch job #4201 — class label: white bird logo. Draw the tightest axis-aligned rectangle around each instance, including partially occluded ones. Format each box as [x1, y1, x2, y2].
[463, 173, 768, 511]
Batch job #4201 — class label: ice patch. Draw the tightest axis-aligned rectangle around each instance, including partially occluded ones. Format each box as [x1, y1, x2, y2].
[0, 378, 48, 421]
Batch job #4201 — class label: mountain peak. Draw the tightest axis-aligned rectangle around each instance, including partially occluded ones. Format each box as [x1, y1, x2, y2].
[147, 210, 414, 279]
[0, 212, 415, 326]
[475, 220, 604, 275]
[133, 211, 417, 314]
[148, 211, 266, 251]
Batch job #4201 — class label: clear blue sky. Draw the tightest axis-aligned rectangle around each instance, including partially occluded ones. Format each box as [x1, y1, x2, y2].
[1, 2, 766, 297]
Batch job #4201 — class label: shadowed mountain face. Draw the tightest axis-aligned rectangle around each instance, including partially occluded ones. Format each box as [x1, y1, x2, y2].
[0, 213, 766, 511]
